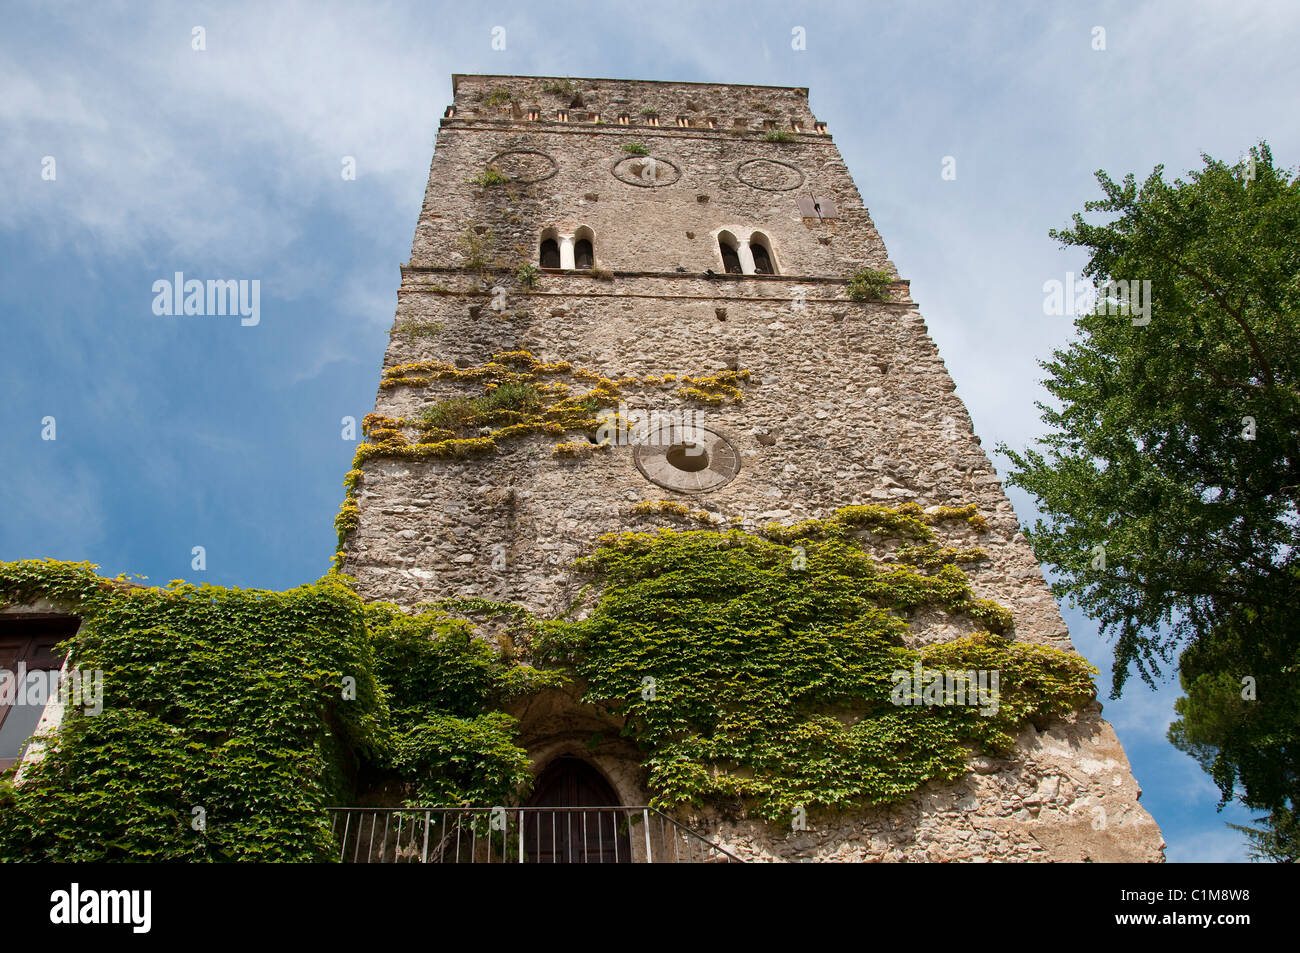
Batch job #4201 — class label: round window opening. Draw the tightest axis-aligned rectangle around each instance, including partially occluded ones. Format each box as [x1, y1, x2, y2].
[666, 443, 710, 472]
[632, 424, 742, 494]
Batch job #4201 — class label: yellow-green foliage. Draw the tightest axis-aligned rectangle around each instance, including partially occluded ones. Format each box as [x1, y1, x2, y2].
[333, 468, 365, 550]
[365, 426, 407, 447]
[553, 440, 609, 458]
[334, 498, 360, 547]
[538, 507, 1094, 820]
[372, 353, 751, 459]
[361, 414, 403, 435]
[631, 500, 720, 524]
[924, 503, 989, 531]
[389, 320, 444, 343]
[676, 370, 749, 405]
[419, 397, 478, 433]
[762, 502, 985, 544]
[336, 354, 756, 559]
[336, 355, 611, 555]
[353, 436, 497, 466]
[895, 543, 988, 569]
[380, 352, 571, 391]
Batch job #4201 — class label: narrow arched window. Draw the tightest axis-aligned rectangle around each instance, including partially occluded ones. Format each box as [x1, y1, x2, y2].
[750, 233, 775, 274]
[719, 237, 742, 274]
[540, 238, 560, 269]
[575, 239, 593, 270]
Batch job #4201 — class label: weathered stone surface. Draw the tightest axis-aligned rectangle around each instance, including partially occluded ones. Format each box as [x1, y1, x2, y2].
[342, 74, 1164, 862]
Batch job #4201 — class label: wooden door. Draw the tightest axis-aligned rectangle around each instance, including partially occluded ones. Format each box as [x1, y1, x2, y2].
[523, 757, 631, 863]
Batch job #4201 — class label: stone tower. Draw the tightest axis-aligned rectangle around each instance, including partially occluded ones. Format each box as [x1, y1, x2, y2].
[340, 74, 1164, 862]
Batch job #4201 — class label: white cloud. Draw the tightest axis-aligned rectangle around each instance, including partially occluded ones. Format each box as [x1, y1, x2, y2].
[0, 2, 453, 266]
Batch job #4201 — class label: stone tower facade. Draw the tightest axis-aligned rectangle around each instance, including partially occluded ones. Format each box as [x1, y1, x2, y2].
[341, 74, 1164, 862]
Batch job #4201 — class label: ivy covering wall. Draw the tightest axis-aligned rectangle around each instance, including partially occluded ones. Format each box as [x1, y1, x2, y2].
[0, 502, 1099, 858]
[537, 503, 1099, 821]
[0, 561, 544, 861]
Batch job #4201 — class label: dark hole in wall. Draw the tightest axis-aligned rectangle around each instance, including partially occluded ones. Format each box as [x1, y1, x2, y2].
[720, 242, 742, 275]
[540, 239, 560, 269]
[575, 239, 593, 270]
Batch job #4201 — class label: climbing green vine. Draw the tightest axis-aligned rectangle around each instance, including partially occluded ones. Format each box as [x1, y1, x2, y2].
[0, 560, 548, 861]
[1, 501, 1101, 856]
[537, 504, 1098, 821]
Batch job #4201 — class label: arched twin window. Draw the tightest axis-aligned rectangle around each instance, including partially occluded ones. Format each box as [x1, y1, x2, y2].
[718, 231, 743, 274]
[540, 238, 560, 269]
[574, 225, 594, 270]
[750, 234, 775, 274]
[717, 230, 778, 275]
[535, 226, 775, 274]
[539, 227, 595, 270]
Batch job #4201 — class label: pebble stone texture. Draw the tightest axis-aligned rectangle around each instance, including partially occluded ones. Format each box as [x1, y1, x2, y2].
[343, 74, 1165, 862]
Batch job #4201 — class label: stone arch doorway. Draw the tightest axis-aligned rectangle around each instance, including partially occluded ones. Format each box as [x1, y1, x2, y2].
[524, 756, 632, 863]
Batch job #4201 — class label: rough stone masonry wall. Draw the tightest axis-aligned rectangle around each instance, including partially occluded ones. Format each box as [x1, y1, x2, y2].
[342, 75, 1165, 862]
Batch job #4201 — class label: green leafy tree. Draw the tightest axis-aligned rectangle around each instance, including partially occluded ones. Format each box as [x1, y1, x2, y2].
[1000, 143, 1300, 693]
[1167, 584, 1300, 862]
[1000, 143, 1300, 857]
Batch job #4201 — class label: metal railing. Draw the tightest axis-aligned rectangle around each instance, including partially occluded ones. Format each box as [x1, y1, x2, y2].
[327, 806, 741, 863]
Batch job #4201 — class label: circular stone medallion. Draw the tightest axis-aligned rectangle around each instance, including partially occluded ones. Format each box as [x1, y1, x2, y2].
[486, 150, 558, 184]
[632, 423, 742, 493]
[612, 154, 681, 188]
[736, 157, 805, 191]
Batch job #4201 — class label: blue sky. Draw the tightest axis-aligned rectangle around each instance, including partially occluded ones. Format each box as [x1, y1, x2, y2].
[3, 0, 1296, 862]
